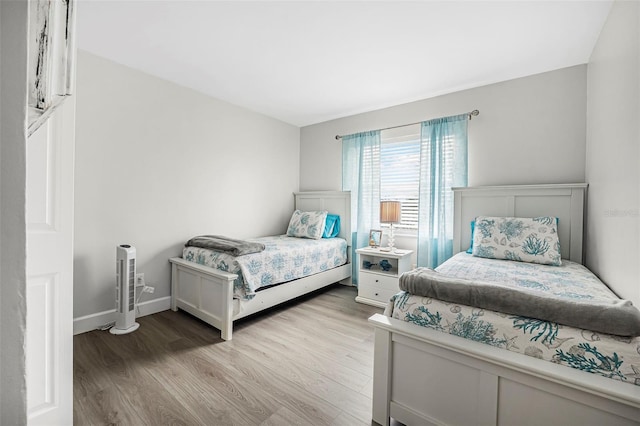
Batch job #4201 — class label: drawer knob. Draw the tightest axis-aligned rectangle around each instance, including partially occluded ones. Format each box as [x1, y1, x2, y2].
[375, 292, 379, 296]
[375, 279, 379, 283]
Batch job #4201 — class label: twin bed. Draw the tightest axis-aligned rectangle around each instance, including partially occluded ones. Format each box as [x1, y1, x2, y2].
[370, 184, 640, 425]
[169, 191, 351, 341]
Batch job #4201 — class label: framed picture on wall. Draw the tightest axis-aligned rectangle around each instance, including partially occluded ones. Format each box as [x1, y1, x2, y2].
[369, 229, 382, 247]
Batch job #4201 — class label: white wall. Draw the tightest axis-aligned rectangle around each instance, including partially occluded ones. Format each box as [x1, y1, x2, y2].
[586, 0, 640, 306]
[74, 51, 300, 320]
[300, 65, 587, 191]
[0, 0, 28, 423]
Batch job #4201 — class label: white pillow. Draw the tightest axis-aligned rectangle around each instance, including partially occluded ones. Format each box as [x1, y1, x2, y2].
[472, 216, 562, 266]
[286, 210, 328, 240]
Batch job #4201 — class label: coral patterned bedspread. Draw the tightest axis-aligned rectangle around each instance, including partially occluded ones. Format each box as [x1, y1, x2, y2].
[184, 235, 347, 300]
[386, 253, 640, 386]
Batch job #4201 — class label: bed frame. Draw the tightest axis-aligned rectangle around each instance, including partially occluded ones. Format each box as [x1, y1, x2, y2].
[169, 191, 351, 341]
[370, 184, 640, 426]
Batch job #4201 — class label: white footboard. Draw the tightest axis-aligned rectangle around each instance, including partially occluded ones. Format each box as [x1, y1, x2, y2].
[170, 257, 237, 340]
[370, 313, 640, 426]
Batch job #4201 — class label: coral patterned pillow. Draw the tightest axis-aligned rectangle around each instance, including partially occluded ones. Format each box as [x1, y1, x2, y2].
[472, 216, 562, 266]
[286, 210, 328, 240]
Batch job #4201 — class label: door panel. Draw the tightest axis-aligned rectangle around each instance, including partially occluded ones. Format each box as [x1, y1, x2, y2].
[26, 273, 58, 415]
[27, 121, 57, 231]
[26, 99, 74, 425]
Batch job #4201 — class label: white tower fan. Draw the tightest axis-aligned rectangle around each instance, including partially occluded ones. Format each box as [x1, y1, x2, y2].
[111, 244, 140, 334]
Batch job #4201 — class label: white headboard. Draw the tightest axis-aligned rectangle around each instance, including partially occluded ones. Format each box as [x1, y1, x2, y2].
[453, 184, 588, 264]
[294, 191, 351, 244]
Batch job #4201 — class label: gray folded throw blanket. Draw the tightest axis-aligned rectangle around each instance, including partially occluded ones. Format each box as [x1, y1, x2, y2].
[400, 267, 640, 337]
[185, 235, 265, 256]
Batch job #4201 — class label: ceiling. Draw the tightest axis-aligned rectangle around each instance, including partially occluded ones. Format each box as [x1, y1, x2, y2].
[76, 1, 613, 127]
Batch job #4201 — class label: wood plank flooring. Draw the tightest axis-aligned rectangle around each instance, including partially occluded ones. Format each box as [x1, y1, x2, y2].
[73, 285, 385, 425]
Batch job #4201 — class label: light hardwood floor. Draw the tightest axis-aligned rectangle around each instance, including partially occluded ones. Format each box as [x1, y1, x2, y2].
[74, 284, 385, 425]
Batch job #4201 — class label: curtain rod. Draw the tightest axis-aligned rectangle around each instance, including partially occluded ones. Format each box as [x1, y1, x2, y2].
[334, 109, 479, 140]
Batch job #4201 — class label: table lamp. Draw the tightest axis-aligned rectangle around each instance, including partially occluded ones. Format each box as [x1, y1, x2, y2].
[380, 201, 401, 252]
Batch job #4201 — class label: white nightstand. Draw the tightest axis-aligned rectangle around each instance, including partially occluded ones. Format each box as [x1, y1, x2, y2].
[355, 247, 413, 308]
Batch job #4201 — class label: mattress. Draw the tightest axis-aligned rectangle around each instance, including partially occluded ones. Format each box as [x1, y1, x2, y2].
[386, 253, 640, 386]
[183, 235, 348, 300]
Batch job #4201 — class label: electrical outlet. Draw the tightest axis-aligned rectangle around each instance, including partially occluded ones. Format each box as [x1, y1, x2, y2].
[136, 273, 145, 286]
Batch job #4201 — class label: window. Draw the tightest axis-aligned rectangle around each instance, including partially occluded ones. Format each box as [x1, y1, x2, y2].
[380, 124, 460, 233]
[380, 125, 421, 230]
[343, 114, 468, 268]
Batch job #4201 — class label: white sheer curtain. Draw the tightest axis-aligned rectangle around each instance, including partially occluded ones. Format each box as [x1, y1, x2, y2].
[342, 130, 381, 284]
[417, 114, 468, 268]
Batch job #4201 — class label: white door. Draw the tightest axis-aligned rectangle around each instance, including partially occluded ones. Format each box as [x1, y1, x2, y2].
[26, 98, 75, 425]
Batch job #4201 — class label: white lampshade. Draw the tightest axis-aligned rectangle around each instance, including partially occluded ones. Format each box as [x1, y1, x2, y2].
[380, 201, 401, 224]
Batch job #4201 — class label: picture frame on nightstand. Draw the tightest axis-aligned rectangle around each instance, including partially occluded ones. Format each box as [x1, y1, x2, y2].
[369, 229, 382, 247]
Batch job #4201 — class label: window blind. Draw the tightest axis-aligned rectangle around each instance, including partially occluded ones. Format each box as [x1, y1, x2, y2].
[380, 127, 458, 231]
[380, 129, 420, 230]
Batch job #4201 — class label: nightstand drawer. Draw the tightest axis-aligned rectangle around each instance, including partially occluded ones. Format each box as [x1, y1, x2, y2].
[357, 283, 398, 304]
[358, 272, 399, 290]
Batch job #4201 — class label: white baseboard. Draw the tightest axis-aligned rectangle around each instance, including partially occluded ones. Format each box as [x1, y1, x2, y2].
[73, 296, 171, 335]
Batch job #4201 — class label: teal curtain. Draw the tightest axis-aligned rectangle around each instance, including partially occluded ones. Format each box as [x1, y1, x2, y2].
[417, 114, 468, 268]
[342, 130, 381, 284]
